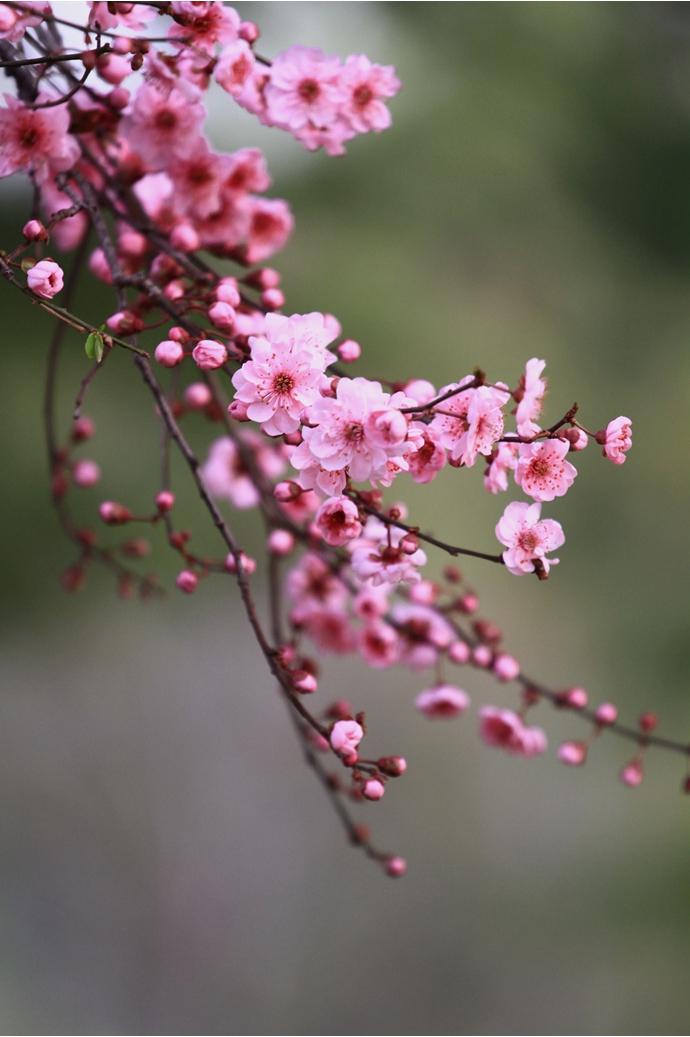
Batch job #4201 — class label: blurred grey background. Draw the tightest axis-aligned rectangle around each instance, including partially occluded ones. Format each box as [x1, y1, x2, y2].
[1, 3, 689, 1033]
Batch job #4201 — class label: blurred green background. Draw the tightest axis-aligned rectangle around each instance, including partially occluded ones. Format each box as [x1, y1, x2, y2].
[1, 3, 689, 1033]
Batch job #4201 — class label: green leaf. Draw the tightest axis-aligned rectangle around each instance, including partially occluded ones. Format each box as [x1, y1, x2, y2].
[84, 328, 104, 363]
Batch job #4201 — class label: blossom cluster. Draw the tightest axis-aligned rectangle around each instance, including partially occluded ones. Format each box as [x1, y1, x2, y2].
[1, 2, 672, 879]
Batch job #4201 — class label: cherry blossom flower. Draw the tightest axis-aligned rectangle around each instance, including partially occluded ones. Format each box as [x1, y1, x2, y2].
[291, 377, 412, 493]
[483, 442, 518, 494]
[287, 551, 348, 620]
[0, 95, 79, 180]
[515, 439, 577, 502]
[599, 416, 632, 465]
[391, 603, 454, 670]
[88, 1, 154, 30]
[215, 39, 256, 97]
[192, 338, 227, 370]
[121, 85, 205, 169]
[358, 620, 400, 668]
[315, 495, 363, 546]
[350, 517, 427, 587]
[415, 684, 471, 718]
[339, 55, 401, 133]
[301, 609, 356, 654]
[515, 357, 547, 437]
[479, 707, 547, 756]
[201, 433, 284, 509]
[431, 380, 508, 466]
[244, 197, 294, 263]
[27, 259, 63, 298]
[406, 424, 447, 484]
[495, 501, 565, 576]
[170, 142, 225, 219]
[330, 719, 363, 757]
[264, 46, 344, 132]
[0, 1, 50, 42]
[168, 1, 240, 53]
[232, 312, 335, 436]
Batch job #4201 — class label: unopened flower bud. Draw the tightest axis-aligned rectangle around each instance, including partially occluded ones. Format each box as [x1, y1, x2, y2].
[72, 416, 95, 442]
[558, 740, 588, 767]
[73, 459, 101, 488]
[337, 338, 361, 363]
[362, 778, 385, 801]
[208, 300, 236, 330]
[156, 490, 175, 513]
[639, 712, 658, 733]
[377, 756, 407, 777]
[261, 287, 285, 310]
[385, 855, 407, 878]
[154, 339, 185, 368]
[99, 500, 131, 525]
[293, 670, 317, 694]
[268, 529, 295, 556]
[274, 480, 301, 502]
[170, 222, 200, 252]
[22, 219, 47, 242]
[183, 382, 212, 410]
[595, 702, 618, 726]
[176, 569, 198, 594]
[192, 339, 227, 371]
[620, 759, 644, 787]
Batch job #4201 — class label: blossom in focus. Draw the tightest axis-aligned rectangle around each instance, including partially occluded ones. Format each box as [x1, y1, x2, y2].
[264, 46, 345, 132]
[339, 55, 401, 133]
[232, 312, 335, 435]
[415, 684, 471, 718]
[27, 259, 64, 298]
[168, 1, 240, 52]
[330, 719, 363, 756]
[479, 706, 547, 756]
[315, 495, 363, 546]
[0, 95, 79, 180]
[599, 416, 632, 465]
[495, 500, 565, 576]
[431, 380, 508, 466]
[515, 438, 577, 502]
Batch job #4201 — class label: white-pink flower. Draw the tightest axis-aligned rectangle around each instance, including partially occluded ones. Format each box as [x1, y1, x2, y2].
[215, 39, 255, 97]
[0, 95, 79, 181]
[291, 377, 412, 493]
[315, 495, 363, 546]
[27, 259, 63, 298]
[515, 357, 547, 437]
[358, 620, 400, 669]
[391, 602, 454, 670]
[264, 46, 344, 132]
[232, 312, 335, 436]
[515, 439, 577, 502]
[415, 684, 470, 718]
[483, 442, 518, 494]
[431, 380, 509, 466]
[350, 516, 427, 587]
[244, 197, 294, 263]
[201, 433, 284, 509]
[599, 416, 632, 465]
[121, 85, 204, 169]
[495, 501, 565, 577]
[406, 423, 447, 484]
[339, 55, 400, 133]
[479, 706, 547, 757]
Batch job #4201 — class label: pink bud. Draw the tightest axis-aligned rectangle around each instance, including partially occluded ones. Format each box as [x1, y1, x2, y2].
[73, 459, 101, 488]
[595, 702, 618, 726]
[225, 552, 256, 575]
[99, 500, 131, 525]
[362, 778, 385, 801]
[558, 740, 588, 767]
[72, 416, 95, 442]
[639, 712, 658, 733]
[108, 86, 130, 109]
[216, 278, 241, 307]
[239, 19, 259, 42]
[472, 645, 492, 669]
[377, 756, 407, 777]
[156, 490, 175, 513]
[107, 310, 143, 334]
[88, 248, 112, 284]
[337, 339, 361, 363]
[458, 592, 479, 614]
[563, 686, 588, 710]
[273, 480, 301, 502]
[22, 219, 47, 242]
[293, 670, 317, 694]
[208, 300, 236, 330]
[415, 684, 470, 718]
[268, 529, 295, 556]
[168, 326, 190, 343]
[154, 339, 185, 368]
[366, 408, 407, 449]
[183, 382, 212, 410]
[409, 580, 437, 605]
[118, 229, 147, 258]
[448, 640, 471, 665]
[620, 760, 644, 787]
[176, 569, 198, 594]
[493, 653, 520, 682]
[385, 856, 407, 878]
[261, 287, 285, 310]
[164, 279, 185, 301]
[170, 223, 200, 252]
[400, 533, 419, 555]
[192, 339, 227, 371]
[330, 719, 364, 756]
[227, 399, 250, 421]
[27, 259, 64, 299]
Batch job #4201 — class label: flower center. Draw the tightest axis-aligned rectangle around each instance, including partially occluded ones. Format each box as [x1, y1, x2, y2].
[155, 109, 177, 130]
[20, 125, 39, 148]
[344, 422, 365, 443]
[353, 84, 373, 108]
[529, 458, 550, 478]
[272, 371, 295, 395]
[298, 78, 320, 103]
[518, 531, 539, 553]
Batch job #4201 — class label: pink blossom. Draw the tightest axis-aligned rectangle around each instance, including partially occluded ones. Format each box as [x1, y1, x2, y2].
[216, 39, 255, 97]
[385, 856, 407, 878]
[176, 569, 198, 594]
[495, 501, 565, 577]
[265, 46, 345, 132]
[330, 719, 364, 756]
[431, 380, 508, 466]
[483, 442, 518, 494]
[479, 707, 547, 756]
[339, 55, 400, 133]
[89, 1, 154, 30]
[244, 197, 294, 263]
[201, 433, 284, 509]
[315, 495, 362, 546]
[222, 147, 271, 195]
[155, 339, 185, 368]
[493, 653, 520, 682]
[192, 338, 227, 370]
[515, 439, 577, 502]
[620, 759, 643, 787]
[121, 85, 204, 169]
[27, 259, 63, 299]
[291, 377, 412, 493]
[599, 416, 632, 465]
[301, 609, 356, 654]
[0, 95, 79, 180]
[0, 1, 50, 43]
[350, 517, 427, 587]
[287, 551, 348, 619]
[406, 424, 447, 484]
[170, 142, 225, 219]
[595, 702, 618, 726]
[358, 620, 400, 669]
[72, 459, 101, 488]
[515, 357, 547, 437]
[169, 1, 240, 52]
[362, 778, 385, 801]
[232, 312, 335, 436]
[415, 684, 470, 718]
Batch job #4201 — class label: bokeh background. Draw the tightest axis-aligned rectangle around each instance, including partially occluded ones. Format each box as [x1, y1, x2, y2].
[1, 3, 689, 1033]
